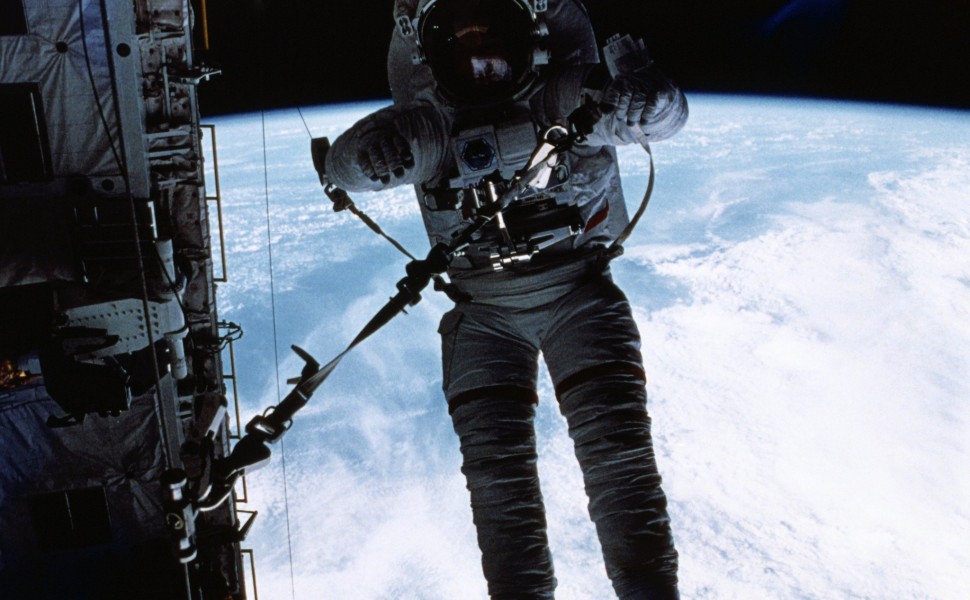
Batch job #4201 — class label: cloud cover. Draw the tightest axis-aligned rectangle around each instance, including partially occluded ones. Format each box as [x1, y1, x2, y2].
[212, 97, 970, 599]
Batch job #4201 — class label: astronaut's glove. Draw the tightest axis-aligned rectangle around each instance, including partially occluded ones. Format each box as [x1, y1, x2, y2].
[357, 128, 415, 185]
[600, 71, 665, 131]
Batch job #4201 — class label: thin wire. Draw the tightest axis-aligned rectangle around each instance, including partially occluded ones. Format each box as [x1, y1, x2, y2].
[261, 110, 298, 600]
[78, 1, 122, 170]
[294, 107, 436, 274]
[298, 107, 466, 299]
[296, 106, 313, 138]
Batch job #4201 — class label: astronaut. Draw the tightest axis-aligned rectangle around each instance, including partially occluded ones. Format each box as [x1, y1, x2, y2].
[325, 0, 687, 598]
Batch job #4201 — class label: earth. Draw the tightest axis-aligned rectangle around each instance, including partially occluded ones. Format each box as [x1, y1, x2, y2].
[204, 94, 969, 599]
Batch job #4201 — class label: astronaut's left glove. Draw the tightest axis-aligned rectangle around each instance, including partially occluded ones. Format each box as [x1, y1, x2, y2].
[600, 69, 669, 130]
[585, 65, 688, 143]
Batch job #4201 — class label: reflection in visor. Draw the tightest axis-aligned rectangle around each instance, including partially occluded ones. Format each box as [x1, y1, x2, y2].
[420, 0, 537, 104]
[469, 56, 512, 85]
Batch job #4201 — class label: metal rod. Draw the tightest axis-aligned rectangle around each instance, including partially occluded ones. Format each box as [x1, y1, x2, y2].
[223, 338, 242, 439]
[234, 473, 249, 504]
[241, 549, 260, 600]
[202, 124, 228, 282]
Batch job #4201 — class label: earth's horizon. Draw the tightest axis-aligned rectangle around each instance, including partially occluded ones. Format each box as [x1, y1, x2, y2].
[205, 94, 969, 599]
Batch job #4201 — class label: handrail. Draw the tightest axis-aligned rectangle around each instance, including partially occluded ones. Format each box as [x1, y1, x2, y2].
[200, 124, 228, 282]
[240, 548, 260, 600]
[222, 338, 243, 440]
[222, 337, 249, 503]
[233, 472, 250, 504]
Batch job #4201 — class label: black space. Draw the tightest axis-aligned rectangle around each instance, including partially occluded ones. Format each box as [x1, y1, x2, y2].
[196, 0, 970, 116]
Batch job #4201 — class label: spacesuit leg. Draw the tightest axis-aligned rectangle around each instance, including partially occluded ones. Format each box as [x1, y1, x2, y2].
[543, 275, 679, 600]
[557, 371, 679, 599]
[450, 389, 556, 599]
[439, 304, 556, 599]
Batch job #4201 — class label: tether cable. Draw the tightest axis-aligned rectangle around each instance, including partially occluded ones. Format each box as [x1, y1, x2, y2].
[261, 111, 298, 600]
[297, 106, 417, 261]
[600, 135, 654, 265]
[217, 105, 658, 540]
[297, 106, 313, 138]
[296, 106, 462, 298]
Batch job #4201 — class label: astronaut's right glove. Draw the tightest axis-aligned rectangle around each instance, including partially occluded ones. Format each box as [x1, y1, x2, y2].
[357, 127, 415, 184]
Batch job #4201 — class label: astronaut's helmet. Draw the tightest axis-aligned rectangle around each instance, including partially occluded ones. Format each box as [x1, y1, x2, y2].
[418, 0, 542, 106]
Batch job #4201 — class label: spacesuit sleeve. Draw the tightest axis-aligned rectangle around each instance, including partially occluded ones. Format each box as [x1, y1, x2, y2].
[325, 102, 449, 192]
[535, 63, 688, 147]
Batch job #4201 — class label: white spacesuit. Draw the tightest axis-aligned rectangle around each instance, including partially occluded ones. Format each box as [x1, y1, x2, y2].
[325, 0, 687, 598]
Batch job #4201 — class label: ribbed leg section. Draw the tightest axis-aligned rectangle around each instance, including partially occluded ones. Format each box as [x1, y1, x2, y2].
[558, 372, 679, 600]
[450, 389, 556, 600]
